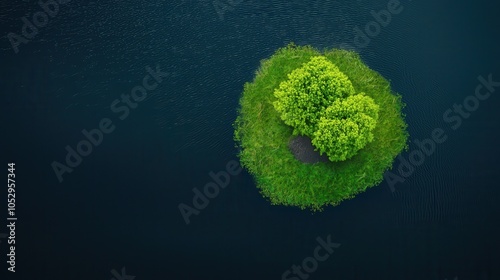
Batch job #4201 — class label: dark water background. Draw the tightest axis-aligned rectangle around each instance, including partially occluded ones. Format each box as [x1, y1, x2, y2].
[1, 0, 499, 279]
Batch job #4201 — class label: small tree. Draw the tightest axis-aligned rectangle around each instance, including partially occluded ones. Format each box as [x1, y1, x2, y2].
[312, 94, 379, 161]
[273, 56, 379, 162]
[273, 56, 355, 136]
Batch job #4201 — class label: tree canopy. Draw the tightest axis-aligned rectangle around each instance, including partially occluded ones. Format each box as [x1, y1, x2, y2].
[273, 56, 380, 162]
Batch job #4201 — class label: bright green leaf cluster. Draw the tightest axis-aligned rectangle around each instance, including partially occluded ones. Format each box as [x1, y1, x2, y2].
[312, 93, 379, 161]
[273, 55, 380, 162]
[273, 56, 355, 136]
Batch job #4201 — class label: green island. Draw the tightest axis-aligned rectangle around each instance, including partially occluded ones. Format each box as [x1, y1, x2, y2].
[233, 44, 408, 210]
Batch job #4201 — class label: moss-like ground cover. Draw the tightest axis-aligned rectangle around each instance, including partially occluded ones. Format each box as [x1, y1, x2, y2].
[233, 44, 408, 210]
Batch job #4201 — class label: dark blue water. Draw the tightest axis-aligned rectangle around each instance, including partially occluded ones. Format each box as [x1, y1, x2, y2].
[1, 0, 499, 279]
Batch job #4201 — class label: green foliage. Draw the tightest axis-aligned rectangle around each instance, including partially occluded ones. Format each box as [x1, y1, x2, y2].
[273, 55, 380, 162]
[273, 56, 355, 136]
[233, 43, 408, 210]
[312, 93, 379, 161]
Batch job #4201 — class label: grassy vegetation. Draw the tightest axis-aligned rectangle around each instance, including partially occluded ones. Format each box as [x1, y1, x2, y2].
[233, 44, 408, 210]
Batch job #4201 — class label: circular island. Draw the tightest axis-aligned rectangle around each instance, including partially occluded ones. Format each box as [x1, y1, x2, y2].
[233, 44, 408, 210]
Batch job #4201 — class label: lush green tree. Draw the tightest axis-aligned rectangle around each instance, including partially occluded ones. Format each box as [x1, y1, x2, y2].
[312, 94, 379, 161]
[273, 55, 379, 162]
[273, 56, 355, 136]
